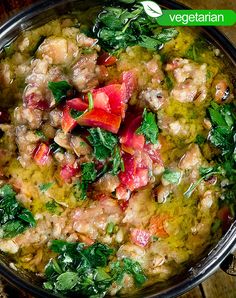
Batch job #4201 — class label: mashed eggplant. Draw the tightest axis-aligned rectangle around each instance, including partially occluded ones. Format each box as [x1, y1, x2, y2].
[0, 2, 235, 297]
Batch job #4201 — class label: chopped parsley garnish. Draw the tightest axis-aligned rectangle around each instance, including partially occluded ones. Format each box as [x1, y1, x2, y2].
[136, 108, 159, 144]
[163, 169, 181, 184]
[0, 184, 36, 239]
[93, 3, 178, 54]
[88, 128, 118, 160]
[43, 240, 147, 296]
[74, 162, 97, 200]
[39, 182, 54, 193]
[48, 81, 72, 104]
[185, 101, 236, 203]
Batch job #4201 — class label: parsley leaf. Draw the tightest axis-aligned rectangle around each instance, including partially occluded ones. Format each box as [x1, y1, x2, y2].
[48, 81, 72, 104]
[73, 163, 97, 200]
[111, 257, 147, 286]
[44, 241, 114, 297]
[81, 162, 97, 181]
[136, 108, 159, 144]
[163, 169, 181, 184]
[93, 4, 178, 54]
[0, 184, 36, 239]
[43, 240, 147, 297]
[208, 102, 236, 156]
[88, 128, 118, 160]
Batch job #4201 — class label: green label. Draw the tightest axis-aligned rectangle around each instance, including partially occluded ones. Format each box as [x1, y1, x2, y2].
[157, 10, 236, 26]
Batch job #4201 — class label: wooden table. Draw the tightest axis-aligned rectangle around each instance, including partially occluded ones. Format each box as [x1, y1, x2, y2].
[0, 1, 235, 297]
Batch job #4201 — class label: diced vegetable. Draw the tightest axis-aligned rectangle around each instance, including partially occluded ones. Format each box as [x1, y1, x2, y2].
[66, 98, 88, 111]
[92, 91, 110, 113]
[61, 106, 77, 133]
[77, 108, 121, 134]
[120, 115, 145, 154]
[149, 215, 169, 238]
[118, 153, 149, 191]
[93, 84, 127, 117]
[34, 143, 51, 165]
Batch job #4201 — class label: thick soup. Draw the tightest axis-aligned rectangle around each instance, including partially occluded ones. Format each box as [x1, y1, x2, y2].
[0, 2, 235, 297]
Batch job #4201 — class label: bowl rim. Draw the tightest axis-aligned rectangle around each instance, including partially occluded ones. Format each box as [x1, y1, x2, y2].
[0, 0, 235, 297]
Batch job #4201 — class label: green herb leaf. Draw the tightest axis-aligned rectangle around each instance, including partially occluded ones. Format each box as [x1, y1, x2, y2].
[88, 128, 118, 160]
[44, 240, 146, 297]
[48, 81, 72, 104]
[111, 146, 124, 175]
[93, 4, 178, 54]
[136, 108, 159, 144]
[73, 163, 97, 201]
[39, 182, 54, 193]
[81, 162, 97, 182]
[55, 272, 79, 291]
[44, 241, 114, 296]
[163, 169, 181, 184]
[0, 184, 36, 239]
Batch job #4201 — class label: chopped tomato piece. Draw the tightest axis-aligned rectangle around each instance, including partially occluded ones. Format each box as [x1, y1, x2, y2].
[61, 106, 77, 133]
[60, 164, 79, 183]
[92, 91, 110, 113]
[121, 71, 137, 102]
[118, 153, 149, 191]
[67, 98, 88, 111]
[120, 115, 145, 154]
[131, 228, 151, 247]
[34, 143, 50, 165]
[93, 84, 127, 117]
[77, 108, 121, 134]
[149, 215, 169, 238]
[97, 52, 117, 66]
[144, 143, 163, 165]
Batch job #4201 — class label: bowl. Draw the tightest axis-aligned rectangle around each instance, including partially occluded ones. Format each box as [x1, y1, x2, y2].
[0, 0, 235, 297]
